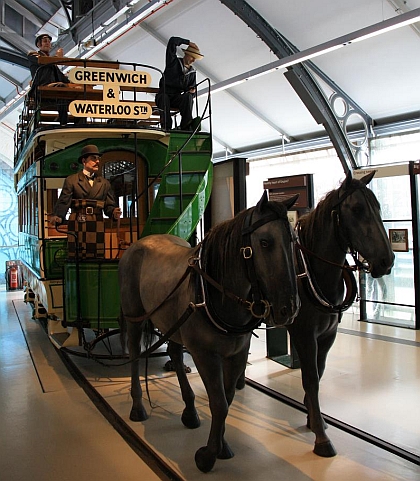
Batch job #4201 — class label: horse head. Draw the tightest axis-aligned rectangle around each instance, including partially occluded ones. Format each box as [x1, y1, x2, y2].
[250, 191, 300, 326]
[335, 172, 394, 278]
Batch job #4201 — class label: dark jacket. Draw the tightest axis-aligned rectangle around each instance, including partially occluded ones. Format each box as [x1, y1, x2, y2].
[53, 171, 117, 220]
[27, 50, 69, 88]
[158, 37, 197, 95]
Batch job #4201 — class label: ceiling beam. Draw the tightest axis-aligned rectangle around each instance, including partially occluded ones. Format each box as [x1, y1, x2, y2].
[387, 0, 420, 37]
[5, 0, 46, 27]
[0, 47, 30, 69]
[0, 27, 34, 55]
[210, 7, 420, 95]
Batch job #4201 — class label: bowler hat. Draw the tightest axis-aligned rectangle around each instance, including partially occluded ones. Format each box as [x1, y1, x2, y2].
[78, 145, 102, 163]
[35, 34, 52, 47]
[182, 45, 203, 60]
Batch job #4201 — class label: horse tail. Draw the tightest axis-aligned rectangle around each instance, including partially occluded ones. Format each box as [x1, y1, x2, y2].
[140, 318, 157, 353]
[118, 307, 128, 356]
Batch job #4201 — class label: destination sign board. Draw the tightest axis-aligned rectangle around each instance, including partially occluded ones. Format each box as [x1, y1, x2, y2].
[68, 67, 152, 120]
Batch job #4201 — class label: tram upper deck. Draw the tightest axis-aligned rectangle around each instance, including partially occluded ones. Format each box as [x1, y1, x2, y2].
[14, 58, 213, 329]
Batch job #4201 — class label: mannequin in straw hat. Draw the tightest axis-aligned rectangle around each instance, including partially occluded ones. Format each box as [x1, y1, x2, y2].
[156, 36, 203, 131]
[49, 145, 121, 259]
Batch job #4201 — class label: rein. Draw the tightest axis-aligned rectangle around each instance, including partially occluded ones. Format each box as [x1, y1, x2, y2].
[198, 209, 286, 334]
[295, 185, 372, 314]
[123, 207, 289, 346]
[295, 231, 358, 314]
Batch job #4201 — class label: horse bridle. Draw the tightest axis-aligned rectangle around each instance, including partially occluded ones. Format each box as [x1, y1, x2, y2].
[195, 207, 290, 335]
[295, 185, 372, 314]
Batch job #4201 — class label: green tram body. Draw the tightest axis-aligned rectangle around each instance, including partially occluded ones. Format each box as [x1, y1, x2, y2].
[14, 59, 213, 345]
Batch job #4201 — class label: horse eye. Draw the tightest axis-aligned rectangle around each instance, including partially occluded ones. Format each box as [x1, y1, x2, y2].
[260, 239, 270, 248]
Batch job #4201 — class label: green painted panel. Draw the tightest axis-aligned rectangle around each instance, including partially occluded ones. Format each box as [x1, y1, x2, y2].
[64, 261, 120, 329]
[42, 138, 169, 178]
[44, 239, 67, 279]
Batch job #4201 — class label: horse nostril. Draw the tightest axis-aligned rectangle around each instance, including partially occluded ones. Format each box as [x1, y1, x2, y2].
[281, 306, 288, 317]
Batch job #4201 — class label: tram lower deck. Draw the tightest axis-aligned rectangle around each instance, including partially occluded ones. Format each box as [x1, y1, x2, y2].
[2, 287, 419, 481]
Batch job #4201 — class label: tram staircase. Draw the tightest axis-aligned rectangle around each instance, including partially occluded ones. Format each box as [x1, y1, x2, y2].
[61, 130, 213, 336]
[141, 131, 213, 240]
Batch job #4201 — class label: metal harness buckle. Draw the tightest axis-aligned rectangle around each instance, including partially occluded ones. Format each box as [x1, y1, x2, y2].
[86, 207, 94, 214]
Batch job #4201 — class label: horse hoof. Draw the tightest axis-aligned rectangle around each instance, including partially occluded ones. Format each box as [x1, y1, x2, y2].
[313, 441, 337, 457]
[164, 360, 191, 373]
[181, 408, 200, 429]
[195, 446, 216, 473]
[129, 407, 148, 422]
[217, 441, 234, 459]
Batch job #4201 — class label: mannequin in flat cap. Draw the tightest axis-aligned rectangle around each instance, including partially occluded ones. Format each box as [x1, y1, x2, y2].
[27, 34, 70, 125]
[155, 36, 203, 130]
[50, 145, 121, 259]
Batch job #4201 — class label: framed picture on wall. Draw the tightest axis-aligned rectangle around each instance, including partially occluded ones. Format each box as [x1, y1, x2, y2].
[389, 228, 409, 252]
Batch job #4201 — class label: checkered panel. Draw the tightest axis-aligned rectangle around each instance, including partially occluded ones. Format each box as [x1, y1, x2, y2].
[67, 198, 106, 259]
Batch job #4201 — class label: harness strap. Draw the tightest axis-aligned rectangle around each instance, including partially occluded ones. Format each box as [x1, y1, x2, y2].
[295, 223, 358, 314]
[190, 261, 250, 309]
[139, 303, 196, 358]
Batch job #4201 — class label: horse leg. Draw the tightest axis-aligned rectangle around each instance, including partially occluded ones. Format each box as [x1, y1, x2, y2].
[167, 340, 200, 429]
[218, 346, 251, 459]
[307, 331, 338, 457]
[127, 321, 148, 422]
[236, 368, 246, 390]
[289, 328, 336, 457]
[191, 353, 229, 473]
[118, 309, 128, 356]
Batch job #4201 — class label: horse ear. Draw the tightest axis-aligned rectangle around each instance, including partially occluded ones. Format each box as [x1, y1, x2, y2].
[344, 171, 353, 188]
[338, 171, 353, 199]
[360, 170, 376, 185]
[283, 193, 299, 210]
[256, 190, 269, 211]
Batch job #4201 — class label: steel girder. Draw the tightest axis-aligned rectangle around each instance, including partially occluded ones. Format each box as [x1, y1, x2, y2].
[220, 0, 374, 173]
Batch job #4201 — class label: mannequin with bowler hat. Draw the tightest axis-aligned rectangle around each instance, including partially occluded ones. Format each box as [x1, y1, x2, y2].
[27, 33, 70, 125]
[156, 36, 203, 130]
[50, 145, 121, 259]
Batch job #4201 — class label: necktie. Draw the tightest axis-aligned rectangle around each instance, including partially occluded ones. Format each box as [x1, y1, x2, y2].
[86, 174, 94, 186]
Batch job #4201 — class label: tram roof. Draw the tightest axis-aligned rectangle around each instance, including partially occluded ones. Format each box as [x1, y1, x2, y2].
[0, 0, 419, 161]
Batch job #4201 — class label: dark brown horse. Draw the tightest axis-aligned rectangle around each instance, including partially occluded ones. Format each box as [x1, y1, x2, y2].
[288, 172, 394, 457]
[118, 192, 300, 472]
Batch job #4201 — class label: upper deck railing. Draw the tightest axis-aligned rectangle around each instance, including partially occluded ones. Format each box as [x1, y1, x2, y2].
[15, 58, 209, 161]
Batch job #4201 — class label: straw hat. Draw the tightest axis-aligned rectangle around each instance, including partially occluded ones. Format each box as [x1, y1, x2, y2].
[182, 45, 204, 60]
[35, 34, 52, 47]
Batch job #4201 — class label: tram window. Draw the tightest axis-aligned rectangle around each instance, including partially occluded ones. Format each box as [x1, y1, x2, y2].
[102, 158, 139, 219]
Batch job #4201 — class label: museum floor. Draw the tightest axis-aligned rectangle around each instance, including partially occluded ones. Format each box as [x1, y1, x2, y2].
[0, 286, 419, 481]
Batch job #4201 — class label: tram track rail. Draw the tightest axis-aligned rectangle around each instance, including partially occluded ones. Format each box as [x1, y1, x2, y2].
[51, 326, 420, 475]
[245, 377, 420, 467]
[57, 348, 185, 481]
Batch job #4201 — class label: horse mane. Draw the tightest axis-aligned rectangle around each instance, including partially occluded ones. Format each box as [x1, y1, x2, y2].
[202, 208, 250, 286]
[299, 177, 380, 249]
[202, 200, 288, 285]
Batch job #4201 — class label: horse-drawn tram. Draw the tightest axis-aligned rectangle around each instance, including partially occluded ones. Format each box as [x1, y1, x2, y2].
[14, 58, 212, 353]
[12, 58, 419, 479]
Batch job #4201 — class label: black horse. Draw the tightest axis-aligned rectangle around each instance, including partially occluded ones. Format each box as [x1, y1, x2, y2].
[288, 171, 394, 457]
[118, 192, 300, 472]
